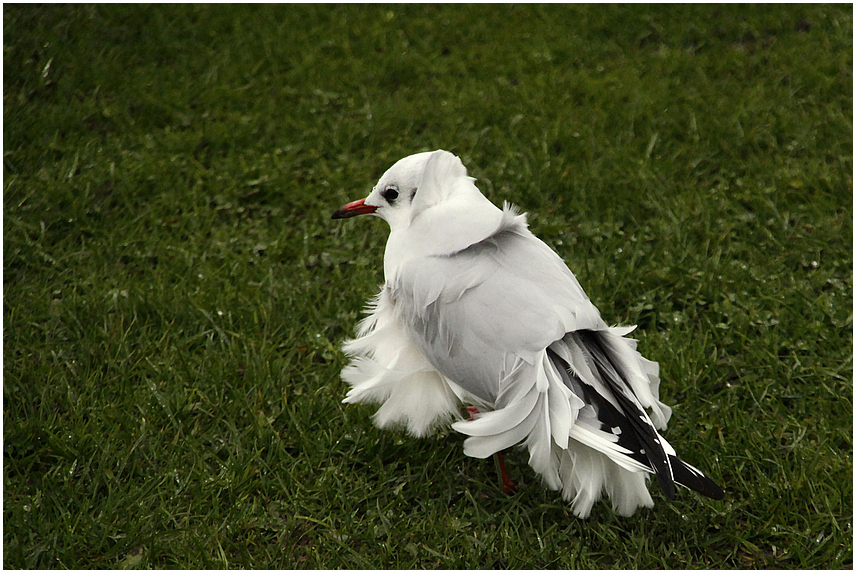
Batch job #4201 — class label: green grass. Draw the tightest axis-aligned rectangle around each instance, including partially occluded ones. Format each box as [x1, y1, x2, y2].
[3, 4, 851, 568]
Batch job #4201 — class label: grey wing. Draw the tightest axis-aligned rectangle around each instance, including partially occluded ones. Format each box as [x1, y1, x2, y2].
[393, 209, 606, 403]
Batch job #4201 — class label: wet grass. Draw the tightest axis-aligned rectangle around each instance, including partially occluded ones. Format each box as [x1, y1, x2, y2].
[4, 4, 852, 568]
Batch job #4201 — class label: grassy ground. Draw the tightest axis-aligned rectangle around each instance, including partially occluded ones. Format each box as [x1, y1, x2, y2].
[3, 4, 852, 568]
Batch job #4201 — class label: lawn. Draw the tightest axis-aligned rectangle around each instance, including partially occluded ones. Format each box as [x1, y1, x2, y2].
[3, 4, 852, 568]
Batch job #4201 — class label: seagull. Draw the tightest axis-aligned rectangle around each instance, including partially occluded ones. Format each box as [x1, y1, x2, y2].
[332, 149, 724, 517]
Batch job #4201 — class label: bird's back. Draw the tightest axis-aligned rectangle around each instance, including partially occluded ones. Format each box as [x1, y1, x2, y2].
[392, 205, 604, 403]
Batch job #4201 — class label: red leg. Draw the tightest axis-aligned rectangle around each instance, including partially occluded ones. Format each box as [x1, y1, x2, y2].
[465, 406, 518, 495]
[495, 451, 518, 494]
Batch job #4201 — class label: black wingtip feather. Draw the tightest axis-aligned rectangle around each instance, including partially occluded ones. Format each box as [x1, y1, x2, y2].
[670, 456, 725, 500]
[576, 331, 677, 498]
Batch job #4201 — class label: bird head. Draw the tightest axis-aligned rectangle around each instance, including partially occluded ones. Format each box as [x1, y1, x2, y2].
[332, 150, 506, 276]
[332, 149, 471, 229]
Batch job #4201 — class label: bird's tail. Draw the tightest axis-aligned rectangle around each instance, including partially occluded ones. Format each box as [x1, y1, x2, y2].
[453, 326, 723, 517]
[549, 329, 724, 508]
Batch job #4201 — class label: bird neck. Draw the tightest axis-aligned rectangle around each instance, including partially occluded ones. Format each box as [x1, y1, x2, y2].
[382, 196, 504, 283]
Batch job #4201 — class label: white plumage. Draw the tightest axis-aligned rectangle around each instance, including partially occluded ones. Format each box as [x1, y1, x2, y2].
[332, 149, 723, 518]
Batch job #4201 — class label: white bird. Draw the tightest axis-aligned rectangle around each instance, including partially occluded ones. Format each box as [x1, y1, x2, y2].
[332, 149, 723, 518]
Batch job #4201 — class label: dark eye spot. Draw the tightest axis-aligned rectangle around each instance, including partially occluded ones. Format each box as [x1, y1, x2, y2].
[382, 188, 399, 202]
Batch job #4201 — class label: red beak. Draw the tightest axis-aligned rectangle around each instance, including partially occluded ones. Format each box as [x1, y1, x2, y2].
[331, 198, 378, 219]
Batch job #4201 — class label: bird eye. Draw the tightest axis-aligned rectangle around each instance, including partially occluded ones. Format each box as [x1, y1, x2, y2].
[382, 188, 399, 202]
